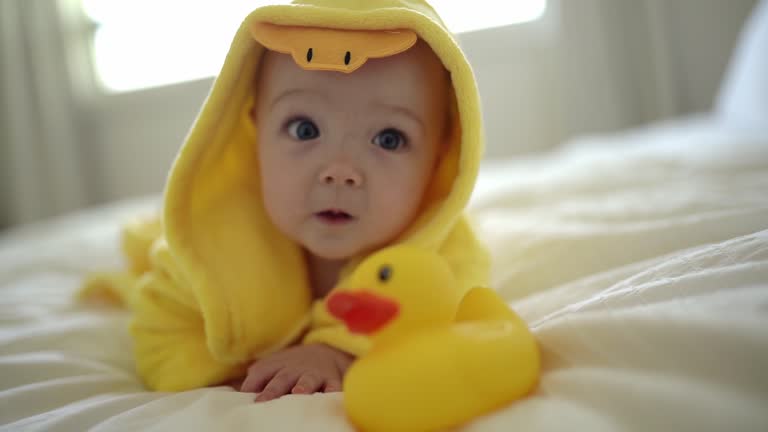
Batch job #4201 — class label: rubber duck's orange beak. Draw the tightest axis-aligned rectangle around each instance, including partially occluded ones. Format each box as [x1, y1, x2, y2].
[327, 291, 400, 334]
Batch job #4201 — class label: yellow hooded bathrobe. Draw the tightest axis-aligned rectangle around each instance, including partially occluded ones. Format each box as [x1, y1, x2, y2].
[80, 0, 491, 392]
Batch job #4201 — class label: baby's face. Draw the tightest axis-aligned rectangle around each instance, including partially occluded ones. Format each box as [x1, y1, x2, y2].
[254, 41, 448, 260]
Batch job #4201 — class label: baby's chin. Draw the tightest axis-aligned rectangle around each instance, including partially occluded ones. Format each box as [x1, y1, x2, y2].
[304, 242, 362, 261]
[299, 226, 398, 261]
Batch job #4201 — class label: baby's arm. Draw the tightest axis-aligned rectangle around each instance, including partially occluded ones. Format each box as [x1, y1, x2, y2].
[240, 343, 354, 402]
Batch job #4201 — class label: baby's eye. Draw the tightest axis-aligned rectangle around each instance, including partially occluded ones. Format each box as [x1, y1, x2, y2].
[372, 128, 407, 151]
[287, 118, 320, 140]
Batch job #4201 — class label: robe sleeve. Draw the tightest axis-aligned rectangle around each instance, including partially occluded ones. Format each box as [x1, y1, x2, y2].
[301, 300, 370, 356]
[129, 246, 247, 391]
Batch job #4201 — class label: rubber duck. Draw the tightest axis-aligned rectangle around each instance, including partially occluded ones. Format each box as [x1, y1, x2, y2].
[327, 245, 540, 432]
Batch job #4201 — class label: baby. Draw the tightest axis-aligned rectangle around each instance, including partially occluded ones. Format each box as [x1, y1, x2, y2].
[240, 39, 449, 401]
[80, 0, 490, 401]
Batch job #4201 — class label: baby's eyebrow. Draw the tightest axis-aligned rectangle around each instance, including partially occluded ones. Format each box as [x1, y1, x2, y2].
[270, 88, 328, 107]
[372, 102, 424, 130]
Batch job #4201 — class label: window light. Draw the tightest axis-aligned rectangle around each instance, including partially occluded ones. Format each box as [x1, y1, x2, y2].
[81, 0, 546, 92]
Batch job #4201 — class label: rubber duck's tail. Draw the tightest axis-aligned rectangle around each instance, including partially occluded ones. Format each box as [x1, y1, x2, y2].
[454, 287, 541, 404]
[456, 287, 527, 327]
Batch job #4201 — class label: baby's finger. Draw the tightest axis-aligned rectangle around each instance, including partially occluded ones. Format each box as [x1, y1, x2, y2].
[240, 363, 280, 393]
[292, 373, 323, 394]
[324, 378, 343, 393]
[255, 370, 298, 402]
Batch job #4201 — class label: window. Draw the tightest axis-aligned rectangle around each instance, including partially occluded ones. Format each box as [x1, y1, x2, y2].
[80, 0, 547, 92]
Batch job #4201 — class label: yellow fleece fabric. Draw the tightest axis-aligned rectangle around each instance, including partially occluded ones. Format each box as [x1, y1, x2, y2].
[79, 0, 490, 392]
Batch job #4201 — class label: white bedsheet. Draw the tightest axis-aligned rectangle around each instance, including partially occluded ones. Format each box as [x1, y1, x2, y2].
[1, 117, 767, 431]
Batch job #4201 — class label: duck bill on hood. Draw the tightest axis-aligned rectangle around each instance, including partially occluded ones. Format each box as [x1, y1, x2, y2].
[326, 291, 400, 334]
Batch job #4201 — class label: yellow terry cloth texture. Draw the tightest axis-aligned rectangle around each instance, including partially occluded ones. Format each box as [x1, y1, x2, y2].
[79, 0, 490, 391]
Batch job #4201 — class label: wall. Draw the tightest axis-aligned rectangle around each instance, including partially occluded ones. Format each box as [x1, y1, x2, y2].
[76, 0, 758, 204]
[79, 80, 211, 202]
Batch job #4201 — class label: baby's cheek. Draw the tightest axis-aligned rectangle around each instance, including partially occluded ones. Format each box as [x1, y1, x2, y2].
[261, 168, 304, 234]
[371, 177, 424, 237]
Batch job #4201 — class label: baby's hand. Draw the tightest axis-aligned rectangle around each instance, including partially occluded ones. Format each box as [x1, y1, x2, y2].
[240, 343, 355, 402]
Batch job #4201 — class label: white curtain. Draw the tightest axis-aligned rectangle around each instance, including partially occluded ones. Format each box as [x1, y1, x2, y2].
[551, 0, 756, 137]
[0, 0, 88, 229]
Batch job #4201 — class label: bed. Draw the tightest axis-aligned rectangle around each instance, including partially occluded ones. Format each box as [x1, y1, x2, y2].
[2, 114, 766, 431]
[2, 2, 767, 431]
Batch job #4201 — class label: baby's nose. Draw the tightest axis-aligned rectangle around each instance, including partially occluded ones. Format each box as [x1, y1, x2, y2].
[318, 163, 364, 188]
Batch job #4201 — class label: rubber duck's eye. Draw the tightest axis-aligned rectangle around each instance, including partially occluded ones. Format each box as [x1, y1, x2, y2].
[378, 265, 392, 283]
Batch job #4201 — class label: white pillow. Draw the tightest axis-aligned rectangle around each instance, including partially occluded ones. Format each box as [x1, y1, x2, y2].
[716, 0, 768, 131]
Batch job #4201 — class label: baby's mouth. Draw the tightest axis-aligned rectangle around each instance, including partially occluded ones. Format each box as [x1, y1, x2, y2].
[315, 209, 355, 224]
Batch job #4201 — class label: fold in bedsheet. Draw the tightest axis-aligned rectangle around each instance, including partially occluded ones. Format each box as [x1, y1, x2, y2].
[1, 118, 767, 431]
